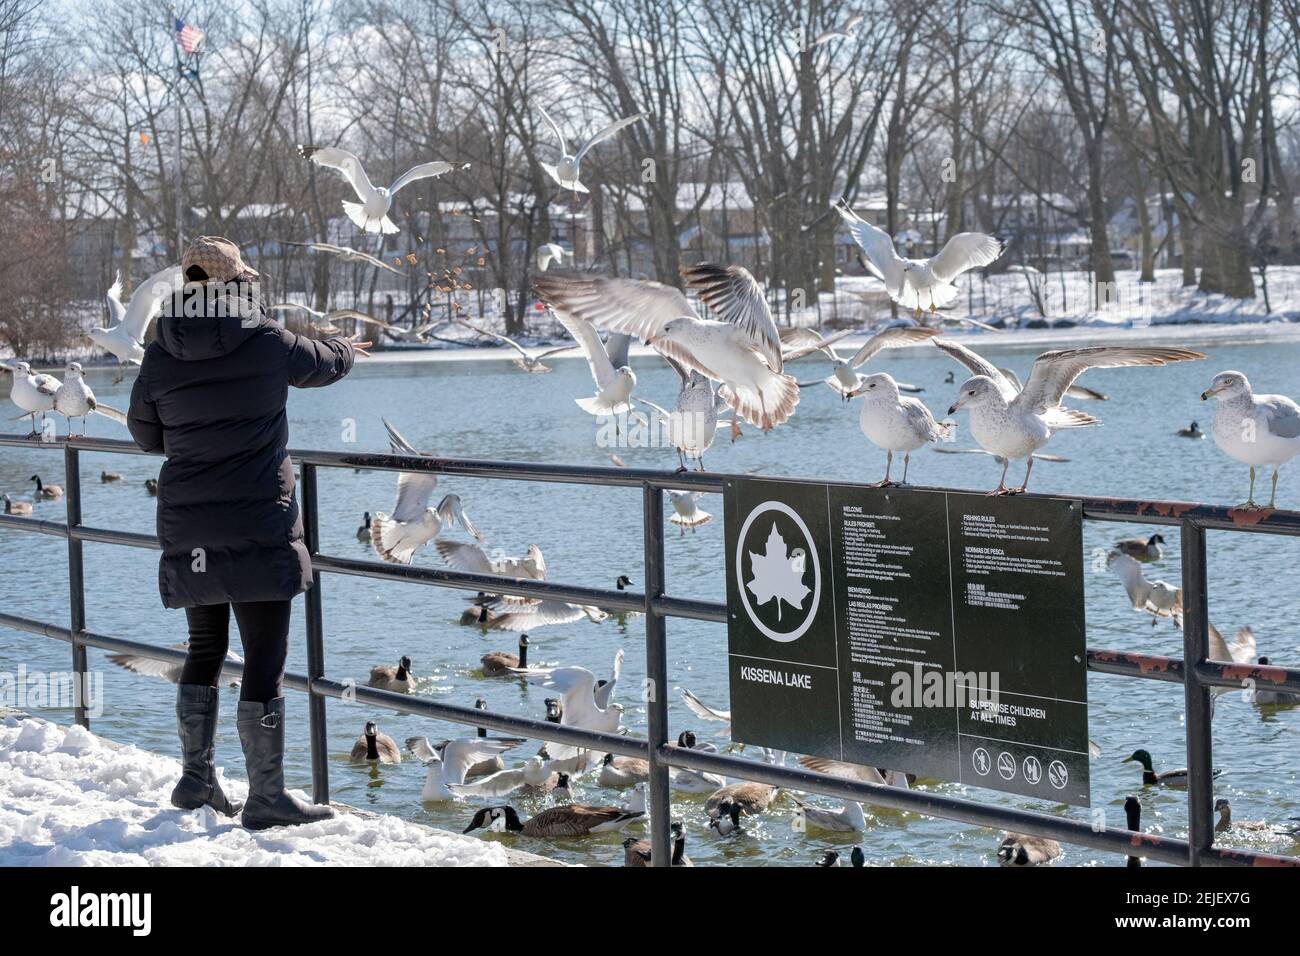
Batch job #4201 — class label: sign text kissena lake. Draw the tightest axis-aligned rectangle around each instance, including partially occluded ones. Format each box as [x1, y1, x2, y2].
[725, 477, 1091, 806]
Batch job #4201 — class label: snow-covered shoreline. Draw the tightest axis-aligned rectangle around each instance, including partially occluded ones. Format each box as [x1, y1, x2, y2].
[0, 716, 509, 867]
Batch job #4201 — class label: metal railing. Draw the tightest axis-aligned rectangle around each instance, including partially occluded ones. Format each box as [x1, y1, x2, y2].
[2, 431, 1299, 868]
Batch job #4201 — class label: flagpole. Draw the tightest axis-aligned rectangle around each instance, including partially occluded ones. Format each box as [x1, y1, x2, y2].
[171, 6, 183, 255]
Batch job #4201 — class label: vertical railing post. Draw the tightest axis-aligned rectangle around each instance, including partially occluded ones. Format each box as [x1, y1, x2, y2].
[64, 443, 89, 728]
[300, 462, 330, 806]
[1180, 519, 1214, 865]
[641, 482, 672, 866]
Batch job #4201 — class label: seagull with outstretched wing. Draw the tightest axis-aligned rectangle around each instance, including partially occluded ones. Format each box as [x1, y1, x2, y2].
[537, 106, 647, 193]
[298, 144, 468, 234]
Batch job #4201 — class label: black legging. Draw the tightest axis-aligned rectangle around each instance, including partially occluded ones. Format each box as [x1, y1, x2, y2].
[182, 600, 292, 702]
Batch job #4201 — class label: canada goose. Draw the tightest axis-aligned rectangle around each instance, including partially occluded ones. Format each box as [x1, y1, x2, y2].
[467, 698, 509, 776]
[30, 475, 62, 498]
[368, 655, 413, 692]
[357, 511, 371, 542]
[1123, 748, 1221, 787]
[997, 832, 1061, 866]
[1114, 533, 1165, 563]
[350, 721, 400, 764]
[849, 845, 865, 867]
[792, 796, 866, 833]
[449, 751, 593, 798]
[599, 751, 650, 788]
[101, 470, 122, 483]
[1176, 421, 1205, 439]
[481, 634, 529, 676]
[407, 735, 524, 801]
[545, 698, 562, 723]
[1214, 799, 1272, 833]
[708, 800, 744, 837]
[1125, 795, 1142, 868]
[1252, 657, 1300, 705]
[704, 749, 783, 818]
[623, 821, 691, 866]
[144, 478, 158, 496]
[553, 773, 574, 801]
[2, 494, 32, 516]
[463, 803, 644, 838]
[671, 729, 725, 793]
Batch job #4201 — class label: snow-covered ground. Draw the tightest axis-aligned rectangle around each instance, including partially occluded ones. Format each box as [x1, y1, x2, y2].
[0, 715, 508, 867]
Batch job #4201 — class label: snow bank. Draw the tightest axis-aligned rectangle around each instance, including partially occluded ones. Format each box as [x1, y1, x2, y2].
[0, 716, 508, 867]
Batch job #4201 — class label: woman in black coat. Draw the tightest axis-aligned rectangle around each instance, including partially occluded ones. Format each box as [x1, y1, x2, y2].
[128, 236, 363, 830]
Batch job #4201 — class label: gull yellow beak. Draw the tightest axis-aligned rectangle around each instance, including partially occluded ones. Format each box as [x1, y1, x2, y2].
[1200, 388, 1215, 401]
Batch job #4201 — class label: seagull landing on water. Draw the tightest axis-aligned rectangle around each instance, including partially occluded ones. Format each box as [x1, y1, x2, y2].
[939, 339, 1205, 495]
[834, 198, 1006, 316]
[88, 266, 183, 382]
[298, 144, 468, 234]
[5, 361, 59, 436]
[53, 363, 127, 435]
[536, 106, 647, 194]
[856, 373, 952, 486]
[370, 418, 481, 564]
[1201, 371, 1300, 510]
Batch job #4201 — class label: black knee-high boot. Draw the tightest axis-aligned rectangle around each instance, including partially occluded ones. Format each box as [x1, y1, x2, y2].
[236, 698, 334, 830]
[172, 684, 241, 816]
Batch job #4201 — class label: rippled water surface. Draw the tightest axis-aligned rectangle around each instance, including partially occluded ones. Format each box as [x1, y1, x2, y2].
[3, 330, 1299, 867]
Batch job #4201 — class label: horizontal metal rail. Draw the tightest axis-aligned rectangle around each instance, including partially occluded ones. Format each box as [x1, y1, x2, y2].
[2, 431, 1298, 868]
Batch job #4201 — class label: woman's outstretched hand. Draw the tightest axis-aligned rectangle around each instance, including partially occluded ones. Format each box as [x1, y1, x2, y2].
[351, 340, 373, 358]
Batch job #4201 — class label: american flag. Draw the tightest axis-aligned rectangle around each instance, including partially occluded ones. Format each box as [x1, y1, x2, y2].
[174, 18, 204, 54]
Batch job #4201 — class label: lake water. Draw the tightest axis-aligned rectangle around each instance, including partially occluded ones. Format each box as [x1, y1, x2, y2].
[3, 328, 1299, 867]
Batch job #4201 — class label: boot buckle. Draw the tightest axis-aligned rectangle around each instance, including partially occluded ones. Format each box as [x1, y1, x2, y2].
[258, 712, 280, 729]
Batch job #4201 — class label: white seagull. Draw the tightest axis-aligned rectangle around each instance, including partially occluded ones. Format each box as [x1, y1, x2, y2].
[370, 418, 480, 564]
[552, 308, 637, 415]
[268, 303, 398, 335]
[1201, 371, 1300, 509]
[536, 106, 647, 193]
[857, 372, 953, 485]
[453, 318, 578, 373]
[298, 144, 468, 234]
[523, 661, 624, 760]
[790, 325, 939, 400]
[636, 358, 726, 470]
[108, 643, 243, 688]
[940, 339, 1205, 494]
[5, 362, 59, 436]
[282, 240, 403, 274]
[89, 266, 183, 380]
[406, 735, 524, 802]
[834, 197, 1005, 315]
[680, 688, 731, 731]
[447, 752, 594, 799]
[536, 243, 570, 272]
[53, 363, 127, 434]
[813, 13, 865, 45]
[668, 490, 712, 534]
[1107, 551, 1181, 625]
[535, 264, 798, 432]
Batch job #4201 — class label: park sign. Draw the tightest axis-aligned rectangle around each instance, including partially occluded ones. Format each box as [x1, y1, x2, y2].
[723, 476, 1091, 807]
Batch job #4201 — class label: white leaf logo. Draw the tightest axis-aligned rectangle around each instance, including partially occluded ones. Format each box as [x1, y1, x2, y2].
[746, 523, 811, 621]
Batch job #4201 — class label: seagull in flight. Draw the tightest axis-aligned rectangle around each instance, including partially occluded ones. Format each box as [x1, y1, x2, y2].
[282, 240, 403, 274]
[268, 303, 399, 335]
[453, 318, 578, 373]
[940, 339, 1205, 494]
[536, 264, 798, 433]
[536, 106, 647, 193]
[298, 144, 468, 234]
[537, 243, 570, 272]
[834, 197, 1005, 315]
[551, 308, 637, 416]
[783, 325, 939, 400]
[89, 266, 183, 381]
[813, 13, 864, 45]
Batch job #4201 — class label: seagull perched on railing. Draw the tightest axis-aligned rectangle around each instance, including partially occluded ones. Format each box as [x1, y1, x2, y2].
[4, 362, 59, 436]
[370, 418, 480, 564]
[88, 266, 182, 382]
[636, 358, 727, 471]
[298, 144, 468, 234]
[939, 339, 1205, 494]
[1201, 370, 1300, 510]
[54, 363, 127, 435]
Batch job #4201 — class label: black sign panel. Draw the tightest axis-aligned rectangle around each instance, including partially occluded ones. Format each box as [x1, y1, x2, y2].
[724, 477, 1090, 806]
